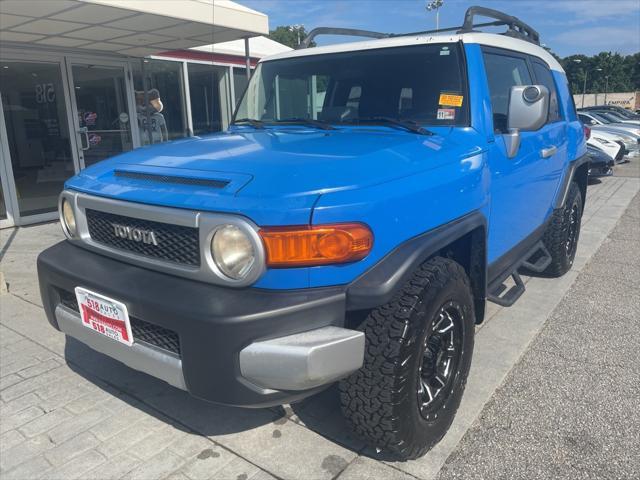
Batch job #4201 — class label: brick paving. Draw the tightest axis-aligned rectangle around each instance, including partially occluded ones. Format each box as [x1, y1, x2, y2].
[0, 168, 638, 480]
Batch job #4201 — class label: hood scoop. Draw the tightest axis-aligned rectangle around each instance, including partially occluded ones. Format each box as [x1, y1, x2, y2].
[110, 164, 253, 195]
[114, 170, 230, 189]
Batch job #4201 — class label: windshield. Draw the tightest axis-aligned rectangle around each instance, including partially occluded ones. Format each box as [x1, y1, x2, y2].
[235, 43, 469, 127]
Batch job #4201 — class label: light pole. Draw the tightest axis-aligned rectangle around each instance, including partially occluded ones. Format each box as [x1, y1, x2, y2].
[289, 24, 302, 46]
[594, 67, 602, 104]
[426, 0, 444, 31]
[573, 59, 587, 107]
[604, 75, 609, 105]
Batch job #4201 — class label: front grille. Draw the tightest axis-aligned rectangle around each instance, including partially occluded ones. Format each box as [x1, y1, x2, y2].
[56, 288, 181, 356]
[114, 170, 229, 189]
[86, 209, 200, 266]
[130, 318, 181, 355]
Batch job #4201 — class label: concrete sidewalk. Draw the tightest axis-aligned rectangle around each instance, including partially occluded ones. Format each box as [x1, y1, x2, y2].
[438, 192, 640, 480]
[0, 171, 638, 480]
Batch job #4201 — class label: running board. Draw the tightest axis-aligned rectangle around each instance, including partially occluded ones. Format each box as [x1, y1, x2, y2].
[521, 241, 552, 273]
[488, 271, 525, 307]
[487, 241, 551, 307]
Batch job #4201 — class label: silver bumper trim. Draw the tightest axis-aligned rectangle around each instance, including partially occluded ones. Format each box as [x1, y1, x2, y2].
[55, 305, 186, 390]
[239, 326, 365, 391]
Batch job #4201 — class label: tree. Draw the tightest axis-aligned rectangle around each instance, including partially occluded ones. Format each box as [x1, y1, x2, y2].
[560, 51, 639, 95]
[268, 25, 315, 49]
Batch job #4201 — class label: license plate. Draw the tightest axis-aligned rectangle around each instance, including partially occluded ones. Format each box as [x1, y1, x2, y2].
[75, 287, 133, 346]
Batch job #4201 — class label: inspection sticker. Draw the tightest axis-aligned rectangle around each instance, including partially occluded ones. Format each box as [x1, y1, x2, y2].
[437, 108, 456, 120]
[439, 93, 464, 107]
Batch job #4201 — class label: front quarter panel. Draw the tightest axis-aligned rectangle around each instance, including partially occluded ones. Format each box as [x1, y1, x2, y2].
[310, 140, 490, 288]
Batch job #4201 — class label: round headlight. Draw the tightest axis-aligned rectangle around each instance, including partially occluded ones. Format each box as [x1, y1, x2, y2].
[61, 199, 77, 237]
[211, 225, 255, 280]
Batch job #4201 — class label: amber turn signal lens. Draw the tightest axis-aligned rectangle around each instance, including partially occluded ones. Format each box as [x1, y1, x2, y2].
[259, 223, 373, 268]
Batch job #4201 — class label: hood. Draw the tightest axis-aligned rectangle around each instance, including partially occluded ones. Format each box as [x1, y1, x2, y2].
[67, 126, 483, 225]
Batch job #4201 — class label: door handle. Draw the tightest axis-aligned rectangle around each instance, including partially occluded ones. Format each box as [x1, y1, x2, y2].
[541, 146, 557, 158]
[78, 127, 90, 151]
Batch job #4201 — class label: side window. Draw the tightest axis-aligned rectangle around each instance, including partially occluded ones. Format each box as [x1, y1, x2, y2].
[532, 61, 561, 122]
[578, 113, 596, 126]
[482, 51, 533, 132]
[346, 85, 361, 109]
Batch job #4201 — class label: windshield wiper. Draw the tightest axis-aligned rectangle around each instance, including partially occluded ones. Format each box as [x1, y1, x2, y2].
[232, 118, 265, 129]
[273, 117, 336, 130]
[352, 116, 433, 135]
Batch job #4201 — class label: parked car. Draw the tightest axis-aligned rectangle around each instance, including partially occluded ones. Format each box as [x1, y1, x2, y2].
[581, 104, 640, 120]
[578, 111, 640, 137]
[587, 128, 627, 163]
[37, 6, 589, 460]
[587, 144, 614, 178]
[589, 110, 640, 126]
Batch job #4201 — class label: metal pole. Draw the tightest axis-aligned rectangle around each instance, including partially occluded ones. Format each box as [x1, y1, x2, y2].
[581, 70, 587, 108]
[604, 76, 609, 104]
[141, 58, 152, 144]
[244, 38, 251, 81]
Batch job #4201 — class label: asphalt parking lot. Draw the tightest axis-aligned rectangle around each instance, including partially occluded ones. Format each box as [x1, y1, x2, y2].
[0, 160, 638, 480]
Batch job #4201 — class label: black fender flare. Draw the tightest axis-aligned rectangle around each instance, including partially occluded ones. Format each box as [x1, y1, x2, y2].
[554, 154, 590, 209]
[346, 210, 487, 312]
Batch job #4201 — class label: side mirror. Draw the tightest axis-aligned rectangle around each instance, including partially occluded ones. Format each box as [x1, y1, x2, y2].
[503, 85, 550, 158]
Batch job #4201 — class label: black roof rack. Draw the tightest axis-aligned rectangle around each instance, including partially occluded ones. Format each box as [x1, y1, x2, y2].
[299, 27, 391, 49]
[299, 5, 540, 49]
[458, 6, 540, 44]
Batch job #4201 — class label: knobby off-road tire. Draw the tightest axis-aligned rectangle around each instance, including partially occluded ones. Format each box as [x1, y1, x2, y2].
[339, 257, 475, 460]
[542, 181, 583, 277]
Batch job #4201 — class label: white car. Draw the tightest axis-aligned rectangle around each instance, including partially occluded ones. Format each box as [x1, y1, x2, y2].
[578, 112, 640, 138]
[587, 129, 625, 162]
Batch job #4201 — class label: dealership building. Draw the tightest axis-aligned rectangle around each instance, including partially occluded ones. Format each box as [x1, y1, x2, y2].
[0, 0, 289, 228]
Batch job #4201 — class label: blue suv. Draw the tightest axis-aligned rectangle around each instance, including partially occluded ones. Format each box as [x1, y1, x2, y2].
[38, 7, 588, 459]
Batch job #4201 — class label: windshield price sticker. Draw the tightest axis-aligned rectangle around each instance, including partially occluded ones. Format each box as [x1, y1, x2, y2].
[437, 108, 456, 120]
[75, 287, 133, 346]
[439, 93, 464, 107]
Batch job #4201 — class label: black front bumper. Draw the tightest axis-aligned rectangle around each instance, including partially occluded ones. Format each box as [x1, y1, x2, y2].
[38, 241, 346, 407]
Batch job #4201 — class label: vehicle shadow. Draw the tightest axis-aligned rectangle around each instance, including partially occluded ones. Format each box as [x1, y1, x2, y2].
[63, 336, 368, 455]
[64, 337, 280, 436]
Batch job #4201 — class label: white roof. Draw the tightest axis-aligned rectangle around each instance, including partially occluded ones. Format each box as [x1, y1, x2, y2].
[264, 32, 564, 73]
[0, 0, 268, 57]
[192, 36, 292, 58]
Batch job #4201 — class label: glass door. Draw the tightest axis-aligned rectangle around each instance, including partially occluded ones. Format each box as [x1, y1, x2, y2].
[0, 59, 76, 223]
[67, 61, 134, 168]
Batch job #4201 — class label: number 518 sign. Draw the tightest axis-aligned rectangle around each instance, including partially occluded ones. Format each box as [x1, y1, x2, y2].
[35, 83, 55, 104]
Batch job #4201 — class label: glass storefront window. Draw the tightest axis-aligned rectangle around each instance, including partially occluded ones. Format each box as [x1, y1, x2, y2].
[132, 59, 188, 145]
[188, 63, 227, 135]
[1, 61, 74, 217]
[71, 64, 133, 168]
[233, 67, 249, 108]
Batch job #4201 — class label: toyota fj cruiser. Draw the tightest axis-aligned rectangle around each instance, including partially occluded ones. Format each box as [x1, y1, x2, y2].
[38, 7, 588, 459]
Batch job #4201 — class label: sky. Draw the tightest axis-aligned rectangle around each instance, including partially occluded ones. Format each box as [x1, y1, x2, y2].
[241, 0, 640, 57]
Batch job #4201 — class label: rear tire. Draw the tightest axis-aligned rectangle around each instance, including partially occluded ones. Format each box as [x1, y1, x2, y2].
[543, 181, 583, 277]
[339, 257, 475, 460]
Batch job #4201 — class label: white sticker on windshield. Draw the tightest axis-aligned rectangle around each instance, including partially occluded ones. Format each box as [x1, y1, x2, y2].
[440, 47, 450, 56]
[437, 108, 456, 120]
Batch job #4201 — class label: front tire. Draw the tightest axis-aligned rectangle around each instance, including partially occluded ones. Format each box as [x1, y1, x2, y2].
[543, 181, 583, 277]
[339, 257, 475, 460]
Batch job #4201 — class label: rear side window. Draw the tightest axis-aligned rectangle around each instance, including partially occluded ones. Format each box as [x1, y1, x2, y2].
[578, 113, 596, 125]
[482, 51, 532, 132]
[531, 60, 561, 122]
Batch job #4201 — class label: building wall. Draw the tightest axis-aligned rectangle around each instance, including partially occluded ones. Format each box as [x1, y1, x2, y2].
[572, 91, 639, 109]
[0, 45, 253, 227]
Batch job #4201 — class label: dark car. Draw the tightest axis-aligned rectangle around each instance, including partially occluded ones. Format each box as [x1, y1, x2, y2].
[587, 144, 614, 178]
[581, 105, 640, 120]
